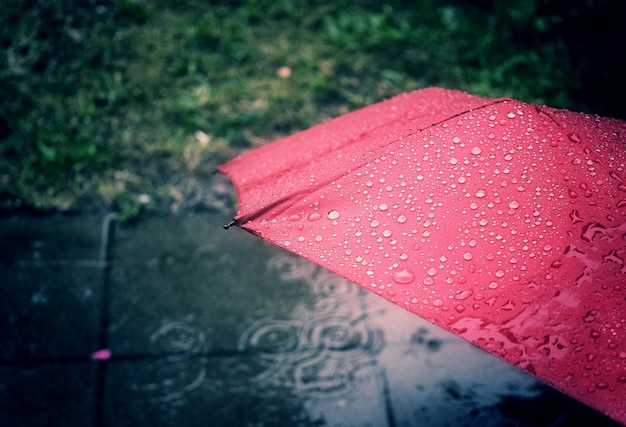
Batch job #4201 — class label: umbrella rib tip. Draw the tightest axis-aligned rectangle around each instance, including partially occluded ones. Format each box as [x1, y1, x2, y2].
[223, 219, 237, 230]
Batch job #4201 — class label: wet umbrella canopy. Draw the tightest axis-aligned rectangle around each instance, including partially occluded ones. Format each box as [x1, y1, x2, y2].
[219, 88, 626, 424]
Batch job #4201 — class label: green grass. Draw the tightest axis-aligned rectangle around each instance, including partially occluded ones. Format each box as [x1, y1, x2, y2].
[1, 0, 623, 217]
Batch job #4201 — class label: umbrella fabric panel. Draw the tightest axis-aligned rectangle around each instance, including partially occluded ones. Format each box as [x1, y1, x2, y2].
[220, 88, 502, 225]
[219, 88, 626, 425]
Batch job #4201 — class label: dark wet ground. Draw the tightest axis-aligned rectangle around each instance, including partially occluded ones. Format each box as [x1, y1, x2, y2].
[0, 212, 621, 427]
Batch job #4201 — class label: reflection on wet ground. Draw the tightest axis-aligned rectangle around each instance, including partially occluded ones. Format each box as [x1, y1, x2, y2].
[241, 254, 383, 399]
[0, 214, 620, 426]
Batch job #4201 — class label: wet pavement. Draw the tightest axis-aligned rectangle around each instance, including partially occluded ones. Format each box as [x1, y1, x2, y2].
[0, 212, 621, 427]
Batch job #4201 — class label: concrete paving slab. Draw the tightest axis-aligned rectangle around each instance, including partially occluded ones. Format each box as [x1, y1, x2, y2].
[0, 266, 102, 360]
[109, 216, 320, 354]
[0, 363, 96, 427]
[107, 216, 390, 425]
[0, 216, 106, 361]
[0, 215, 107, 427]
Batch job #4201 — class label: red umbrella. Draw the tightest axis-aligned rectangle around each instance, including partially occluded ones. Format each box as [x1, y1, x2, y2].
[218, 88, 626, 424]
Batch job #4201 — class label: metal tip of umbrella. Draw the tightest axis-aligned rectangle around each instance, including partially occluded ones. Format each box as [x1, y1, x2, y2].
[223, 219, 237, 229]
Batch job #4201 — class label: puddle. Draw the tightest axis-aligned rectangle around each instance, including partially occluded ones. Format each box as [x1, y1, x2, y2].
[239, 253, 383, 399]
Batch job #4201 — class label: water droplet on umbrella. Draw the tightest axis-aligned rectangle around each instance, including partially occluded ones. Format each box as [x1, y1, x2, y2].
[485, 297, 497, 307]
[569, 210, 583, 224]
[392, 268, 415, 284]
[463, 252, 473, 260]
[475, 189, 487, 198]
[471, 147, 482, 155]
[583, 310, 600, 323]
[308, 212, 322, 221]
[379, 203, 389, 211]
[423, 277, 435, 286]
[501, 300, 515, 310]
[488, 281, 498, 289]
[455, 290, 472, 300]
[507, 112, 516, 119]
[495, 269, 505, 278]
[509, 200, 520, 209]
[327, 210, 340, 220]
[382, 229, 392, 238]
[396, 215, 407, 223]
[427, 267, 438, 276]
[371, 220, 380, 227]
[581, 221, 607, 242]
[568, 133, 581, 143]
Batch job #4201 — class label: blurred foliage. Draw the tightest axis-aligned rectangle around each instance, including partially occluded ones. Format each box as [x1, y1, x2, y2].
[1, 0, 624, 215]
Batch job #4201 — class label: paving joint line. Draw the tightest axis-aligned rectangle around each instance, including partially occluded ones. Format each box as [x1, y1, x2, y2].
[94, 213, 118, 427]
